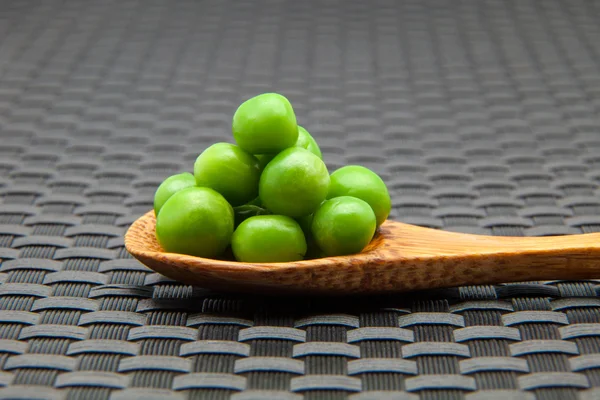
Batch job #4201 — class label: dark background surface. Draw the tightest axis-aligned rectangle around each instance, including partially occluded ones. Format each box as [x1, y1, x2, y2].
[1, 0, 600, 399]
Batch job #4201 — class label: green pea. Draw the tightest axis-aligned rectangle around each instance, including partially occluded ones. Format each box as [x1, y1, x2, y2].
[156, 187, 234, 258]
[327, 165, 391, 227]
[232, 93, 298, 155]
[232, 215, 307, 263]
[296, 126, 322, 159]
[194, 142, 261, 207]
[311, 196, 376, 257]
[153, 172, 196, 216]
[259, 147, 330, 218]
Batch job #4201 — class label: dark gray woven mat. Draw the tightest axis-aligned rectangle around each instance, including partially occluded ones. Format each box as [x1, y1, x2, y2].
[0, 0, 600, 399]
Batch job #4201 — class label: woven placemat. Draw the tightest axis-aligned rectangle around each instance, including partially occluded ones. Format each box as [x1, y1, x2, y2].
[1, 0, 600, 399]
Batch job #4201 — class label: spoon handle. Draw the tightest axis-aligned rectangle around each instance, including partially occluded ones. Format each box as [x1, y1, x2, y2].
[381, 222, 600, 289]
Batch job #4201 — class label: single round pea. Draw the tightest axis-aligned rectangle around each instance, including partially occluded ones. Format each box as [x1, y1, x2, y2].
[153, 172, 196, 215]
[311, 196, 376, 257]
[232, 93, 298, 154]
[156, 187, 234, 258]
[232, 215, 307, 263]
[296, 126, 322, 159]
[327, 165, 391, 227]
[194, 142, 261, 206]
[259, 147, 330, 218]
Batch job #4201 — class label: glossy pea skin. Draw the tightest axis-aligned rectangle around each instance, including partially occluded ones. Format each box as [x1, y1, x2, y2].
[194, 142, 261, 207]
[156, 187, 234, 258]
[231, 215, 307, 263]
[259, 147, 330, 218]
[232, 93, 298, 155]
[327, 165, 391, 227]
[311, 196, 376, 257]
[153, 172, 196, 215]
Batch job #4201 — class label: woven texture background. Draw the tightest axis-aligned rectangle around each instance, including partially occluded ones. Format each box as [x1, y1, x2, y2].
[1, 0, 600, 399]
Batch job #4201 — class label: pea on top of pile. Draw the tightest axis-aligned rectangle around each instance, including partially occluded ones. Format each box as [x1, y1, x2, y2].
[153, 93, 391, 263]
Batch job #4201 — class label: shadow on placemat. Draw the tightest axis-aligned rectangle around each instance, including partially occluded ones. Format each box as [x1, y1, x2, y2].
[133, 281, 586, 317]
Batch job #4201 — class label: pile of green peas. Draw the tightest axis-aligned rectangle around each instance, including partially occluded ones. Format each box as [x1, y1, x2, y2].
[153, 93, 391, 263]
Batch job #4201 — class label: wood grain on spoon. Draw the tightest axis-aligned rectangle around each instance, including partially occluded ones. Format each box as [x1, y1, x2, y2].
[125, 210, 600, 295]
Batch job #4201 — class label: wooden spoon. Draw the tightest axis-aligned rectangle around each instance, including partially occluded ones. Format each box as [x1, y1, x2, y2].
[124, 210, 600, 295]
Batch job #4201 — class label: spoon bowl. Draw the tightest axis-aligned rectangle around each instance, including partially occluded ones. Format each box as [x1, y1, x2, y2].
[125, 210, 600, 295]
